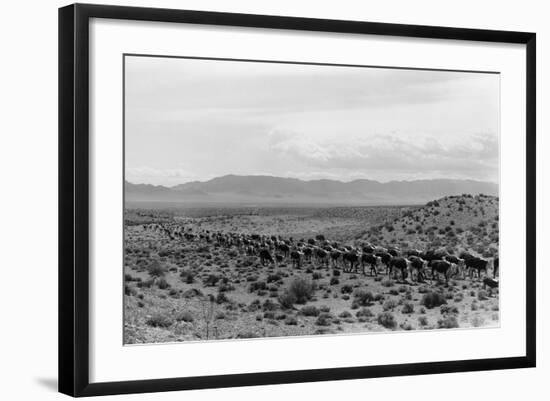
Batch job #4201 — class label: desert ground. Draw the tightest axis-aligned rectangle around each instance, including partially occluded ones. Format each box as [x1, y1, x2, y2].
[123, 194, 499, 344]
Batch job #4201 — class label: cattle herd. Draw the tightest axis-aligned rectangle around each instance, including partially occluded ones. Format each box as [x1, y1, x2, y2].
[143, 222, 499, 290]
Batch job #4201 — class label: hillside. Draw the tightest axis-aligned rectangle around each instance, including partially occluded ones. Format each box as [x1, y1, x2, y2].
[125, 175, 498, 206]
[360, 194, 499, 257]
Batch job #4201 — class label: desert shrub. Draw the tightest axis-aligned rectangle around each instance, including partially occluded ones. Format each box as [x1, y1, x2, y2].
[418, 316, 428, 326]
[262, 299, 278, 311]
[471, 316, 485, 327]
[286, 277, 316, 304]
[356, 307, 374, 318]
[247, 299, 261, 312]
[137, 279, 155, 288]
[398, 285, 407, 293]
[477, 290, 489, 301]
[315, 312, 333, 326]
[236, 331, 260, 339]
[330, 277, 340, 285]
[339, 310, 352, 318]
[180, 269, 195, 284]
[267, 273, 281, 283]
[176, 311, 194, 322]
[300, 305, 320, 317]
[146, 313, 172, 328]
[218, 282, 235, 292]
[276, 286, 296, 307]
[157, 278, 170, 290]
[437, 316, 459, 329]
[471, 301, 479, 311]
[124, 285, 137, 296]
[332, 269, 341, 277]
[421, 292, 447, 309]
[340, 284, 353, 294]
[275, 312, 287, 320]
[352, 290, 374, 307]
[285, 316, 298, 325]
[381, 279, 395, 288]
[215, 292, 230, 304]
[374, 293, 384, 302]
[203, 274, 221, 287]
[147, 261, 166, 278]
[389, 289, 399, 296]
[182, 288, 202, 298]
[319, 305, 331, 313]
[377, 312, 397, 329]
[400, 322, 414, 330]
[312, 272, 323, 280]
[401, 302, 414, 314]
[249, 281, 268, 293]
[440, 304, 459, 315]
[263, 311, 275, 319]
[383, 299, 398, 311]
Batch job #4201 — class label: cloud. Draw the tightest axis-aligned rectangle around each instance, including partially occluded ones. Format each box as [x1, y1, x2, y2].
[268, 129, 498, 182]
[126, 166, 202, 185]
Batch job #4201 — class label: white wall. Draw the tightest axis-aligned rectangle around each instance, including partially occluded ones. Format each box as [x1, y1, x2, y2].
[0, 0, 546, 399]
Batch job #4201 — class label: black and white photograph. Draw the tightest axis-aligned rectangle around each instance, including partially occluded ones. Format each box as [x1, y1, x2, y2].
[123, 55, 501, 344]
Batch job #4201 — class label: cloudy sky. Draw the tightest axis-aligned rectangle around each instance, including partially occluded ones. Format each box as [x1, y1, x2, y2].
[125, 56, 499, 186]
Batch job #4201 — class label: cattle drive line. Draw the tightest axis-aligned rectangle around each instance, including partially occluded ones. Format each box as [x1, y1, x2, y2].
[140, 222, 499, 291]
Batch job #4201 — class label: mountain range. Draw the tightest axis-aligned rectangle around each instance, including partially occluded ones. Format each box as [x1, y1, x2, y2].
[125, 175, 498, 206]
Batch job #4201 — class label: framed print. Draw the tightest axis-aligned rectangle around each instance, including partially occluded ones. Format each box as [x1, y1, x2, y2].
[58, 3, 536, 397]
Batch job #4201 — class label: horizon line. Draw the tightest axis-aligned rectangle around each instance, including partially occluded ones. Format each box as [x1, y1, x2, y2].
[125, 174, 499, 188]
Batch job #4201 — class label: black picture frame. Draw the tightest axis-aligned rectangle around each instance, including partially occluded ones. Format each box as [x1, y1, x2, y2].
[59, 3, 536, 397]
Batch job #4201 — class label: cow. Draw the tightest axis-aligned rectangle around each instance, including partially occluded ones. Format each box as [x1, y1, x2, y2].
[290, 250, 303, 268]
[387, 247, 401, 257]
[330, 249, 343, 268]
[362, 244, 376, 254]
[421, 249, 448, 263]
[343, 251, 359, 273]
[375, 251, 393, 274]
[303, 247, 313, 262]
[430, 259, 453, 283]
[466, 257, 489, 278]
[277, 243, 290, 258]
[483, 276, 499, 291]
[388, 257, 410, 281]
[259, 248, 274, 266]
[315, 248, 329, 267]
[408, 255, 428, 282]
[444, 255, 465, 278]
[361, 253, 382, 276]
[406, 249, 422, 257]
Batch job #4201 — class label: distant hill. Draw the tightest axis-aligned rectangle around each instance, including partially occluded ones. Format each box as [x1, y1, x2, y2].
[125, 175, 498, 206]
[359, 194, 499, 257]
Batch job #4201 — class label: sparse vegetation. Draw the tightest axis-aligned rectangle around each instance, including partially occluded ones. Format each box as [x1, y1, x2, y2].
[124, 193, 499, 344]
